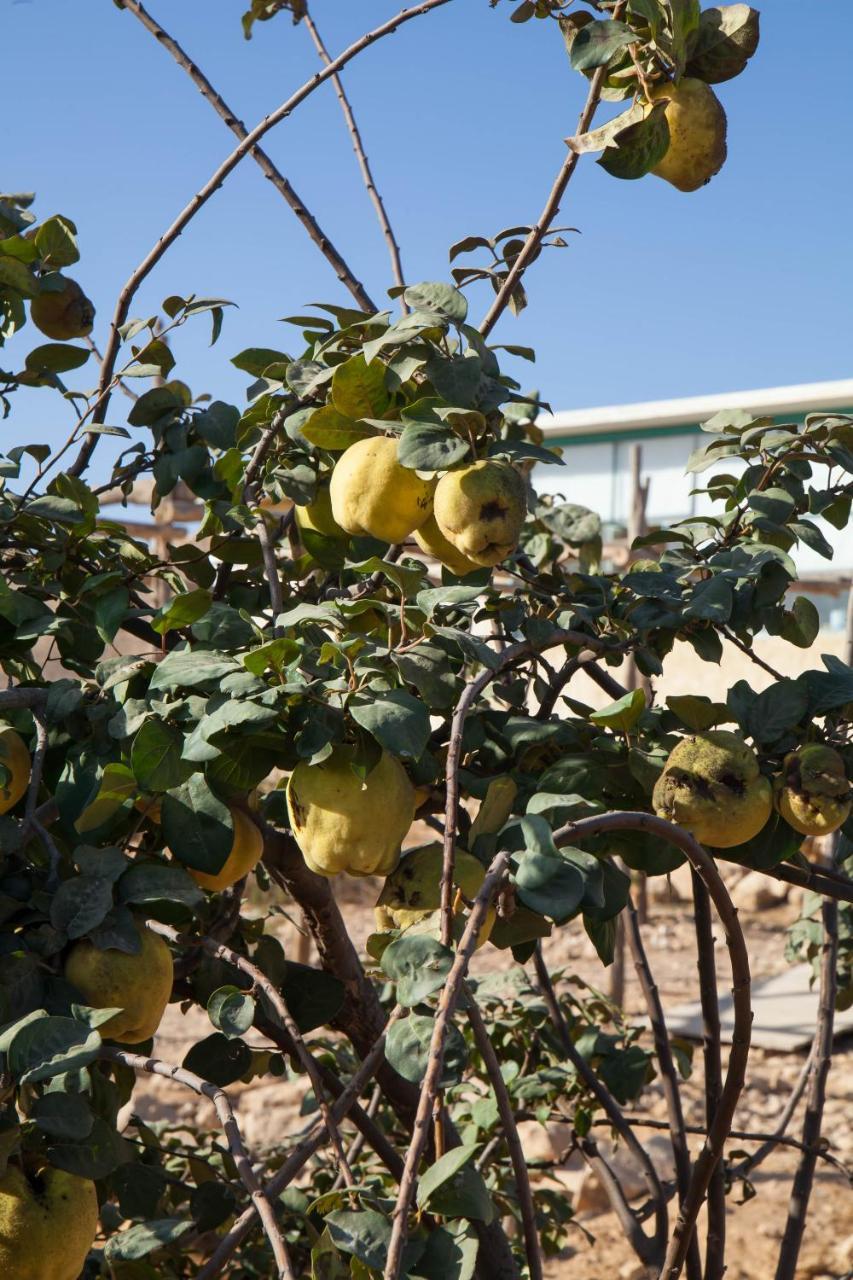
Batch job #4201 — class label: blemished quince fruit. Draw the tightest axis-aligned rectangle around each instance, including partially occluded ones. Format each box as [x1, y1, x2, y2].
[374, 843, 496, 948]
[189, 806, 264, 891]
[330, 437, 435, 542]
[646, 78, 728, 192]
[0, 1163, 98, 1280]
[652, 729, 772, 848]
[413, 513, 481, 577]
[286, 747, 415, 877]
[775, 744, 851, 837]
[30, 276, 95, 341]
[0, 726, 30, 815]
[64, 920, 173, 1044]
[433, 460, 527, 567]
[294, 483, 347, 540]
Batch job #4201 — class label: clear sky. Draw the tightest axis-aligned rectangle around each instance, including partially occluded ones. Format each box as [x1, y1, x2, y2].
[5, 0, 853, 485]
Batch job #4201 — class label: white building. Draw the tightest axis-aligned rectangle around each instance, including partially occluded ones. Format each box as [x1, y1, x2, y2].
[536, 379, 853, 632]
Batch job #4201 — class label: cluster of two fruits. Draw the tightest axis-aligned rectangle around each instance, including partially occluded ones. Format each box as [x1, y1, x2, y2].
[654, 730, 852, 847]
[311, 435, 527, 576]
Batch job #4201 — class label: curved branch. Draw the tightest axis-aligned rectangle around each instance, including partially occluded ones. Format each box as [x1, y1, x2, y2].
[551, 812, 751, 1280]
[691, 868, 726, 1279]
[68, 0, 452, 478]
[302, 7, 407, 302]
[478, 1, 626, 338]
[102, 1047, 294, 1280]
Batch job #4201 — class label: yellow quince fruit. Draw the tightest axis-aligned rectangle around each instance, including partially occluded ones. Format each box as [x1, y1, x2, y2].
[64, 920, 173, 1044]
[433, 460, 526, 567]
[294, 483, 347, 540]
[189, 806, 264, 891]
[330, 437, 435, 542]
[374, 842, 496, 949]
[652, 729, 772, 848]
[646, 78, 728, 192]
[286, 746, 415, 877]
[775, 744, 851, 837]
[413, 513, 481, 577]
[30, 276, 95, 341]
[0, 1163, 98, 1280]
[0, 727, 31, 815]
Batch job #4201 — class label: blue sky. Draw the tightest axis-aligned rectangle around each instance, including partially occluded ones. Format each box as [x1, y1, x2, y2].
[5, 0, 853, 484]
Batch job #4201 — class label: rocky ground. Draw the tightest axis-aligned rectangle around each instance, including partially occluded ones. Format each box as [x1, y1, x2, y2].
[137, 857, 853, 1279]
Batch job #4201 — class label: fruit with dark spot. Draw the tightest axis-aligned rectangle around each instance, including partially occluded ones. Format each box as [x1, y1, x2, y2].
[775, 743, 851, 837]
[374, 842, 495, 947]
[433, 460, 526, 567]
[0, 726, 30, 815]
[286, 746, 414, 877]
[646, 78, 728, 192]
[0, 1163, 98, 1280]
[30, 276, 95, 340]
[652, 729, 772, 847]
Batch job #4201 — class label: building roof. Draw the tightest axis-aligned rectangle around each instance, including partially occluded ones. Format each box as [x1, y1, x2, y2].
[539, 378, 853, 441]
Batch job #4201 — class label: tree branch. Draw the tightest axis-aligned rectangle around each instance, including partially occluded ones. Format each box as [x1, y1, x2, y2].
[68, 0, 452, 478]
[384, 851, 510, 1280]
[551, 812, 751, 1280]
[302, 6, 407, 303]
[478, 1, 626, 339]
[121, 0, 376, 313]
[464, 987, 544, 1280]
[102, 1046, 294, 1280]
[532, 942, 667, 1266]
[691, 868, 726, 1280]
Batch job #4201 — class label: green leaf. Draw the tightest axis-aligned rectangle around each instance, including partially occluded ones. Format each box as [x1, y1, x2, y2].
[686, 3, 760, 83]
[301, 405, 374, 451]
[584, 915, 619, 966]
[381, 935, 455, 1005]
[666, 695, 731, 731]
[208, 985, 255, 1038]
[325, 1208, 424, 1274]
[48, 1115, 130, 1180]
[161, 774, 233, 876]
[49, 875, 115, 938]
[403, 282, 468, 324]
[397, 423, 470, 473]
[349, 689, 430, 760]
[589, 688, 646, 733]
[152, 588, 213, 635]
[34, 215, 80, 267]
[132, 719, 193, 792]
[148, 649, 239, 691]
[24, 343, 90, 374]
[7, 1016, 101, 1085]
[684, 575, 733, 622]
[24, 495, 84, 524]
[385, 1014, 467, 1087]
[410, 1224, 479, 1280]
[118, 860, 204, 913]
[419, 1158, 494, 1223]
[0, 257, 37, 296]
[570, 18, 637, 70]
[183, 1032, 252, 1086]
[231, 347, 290, 377]
[597, 102, 671, 180]
[416, 1145, 479, 1209]
[780, 596, 820, 649]
[32, 1092, 94, 1140]
[278, 962, 345, 1033]
[509, 818, 586, 923]
[741, 678, 809, 744]
[331, 353, 389, 420]
[104, 1219, 193, 1262]
[127, 385, 185, 427]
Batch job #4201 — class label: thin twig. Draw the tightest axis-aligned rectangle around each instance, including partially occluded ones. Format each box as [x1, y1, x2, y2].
[195, 1007, 404, 1280]
[68, 0, 452, 478]
[302, 7, 407, 304]
[731, 1041, 817, 1178]
[551, 812, 752, 1280]
[152, 923, 355, 1188]
[722, 626, 784, 681]
[464, 987, 544, 1280]
[691, 868, 726, 1280]
[102, 1047, 294, 1280]
[621, 878, 701, 1280]
[763, 859, 853, 905]
[478, 1, 626, 338]
[83, 335, 139, 401]
[384, 852, 510, 1280]
[532, 943, 667, 1266]
[121, 0, 376, 313]
[774, 891, 839, 1279]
